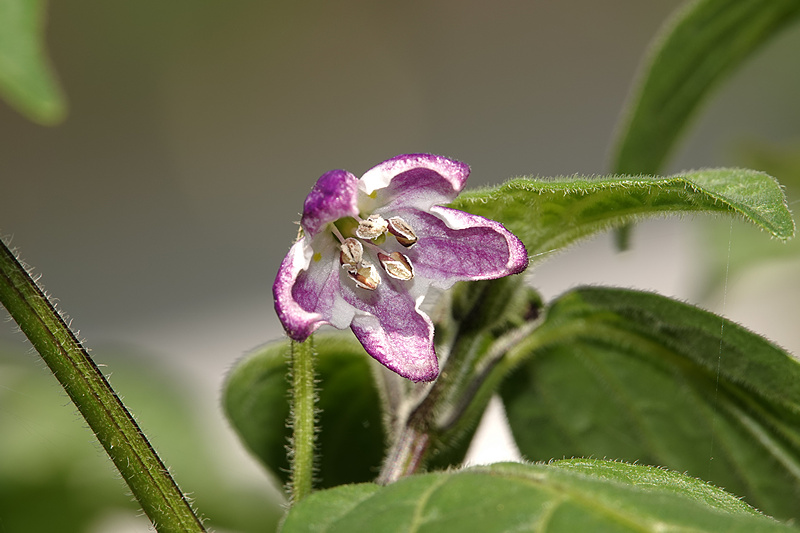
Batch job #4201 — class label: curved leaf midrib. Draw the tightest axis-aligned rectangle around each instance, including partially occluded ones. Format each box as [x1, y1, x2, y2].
[414, 469, 668, 532]
[717, 391, 800, 483]
[329, 468, 677, 532]
[477, 466, 754, 532]
[286, 461, 792, 532]
[407, 474, 450, 531]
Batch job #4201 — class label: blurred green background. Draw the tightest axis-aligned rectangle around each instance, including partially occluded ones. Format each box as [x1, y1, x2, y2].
[2, 1, 800, 531]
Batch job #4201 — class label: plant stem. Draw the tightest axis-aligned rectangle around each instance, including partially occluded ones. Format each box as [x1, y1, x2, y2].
[377, 279, 542, 484]
[0, 241, 206, 533]
[376, 416, 431, 485]
[289, 337, 317, 504]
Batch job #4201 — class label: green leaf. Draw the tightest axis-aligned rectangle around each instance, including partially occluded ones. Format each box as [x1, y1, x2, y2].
[0, 0, 66, 124]
[501, 287, 800, 522]
[691, 141, 800, 299]
[281, 460, 792, 532]
[611, 0, 800, 174]
[737, 140, 800, 201]
[223, 333, 385, 489]
[451, 169, 794, 261]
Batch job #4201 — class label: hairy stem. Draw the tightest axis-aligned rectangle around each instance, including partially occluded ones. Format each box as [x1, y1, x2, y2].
[377, 278, 542, 484]
[376, 424, 430, 485]
[289, 337, 317, 504]
[0, 241, 205, 532]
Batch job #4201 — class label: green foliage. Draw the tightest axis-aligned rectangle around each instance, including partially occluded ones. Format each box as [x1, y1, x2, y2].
[0, 0, 66, 124]
[450, 169, 794, 261]
[281, 460, 792, 532]
[423, 278, 543, 472]
[501, 287, 800, 521]
[4, 0, 800, 529]
[611, 0, 800, 175]
[223, 334, 386, 489]
[696, 141, 800, 298]
[0, 346, 281, 533]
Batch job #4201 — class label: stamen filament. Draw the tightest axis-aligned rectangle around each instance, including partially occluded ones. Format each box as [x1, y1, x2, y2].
[330, 224, 346, 243]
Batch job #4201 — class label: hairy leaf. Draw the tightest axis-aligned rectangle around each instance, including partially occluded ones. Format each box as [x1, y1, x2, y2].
[223, 333, 385, 489]
[0, 0, 66, 124]
[281, 460, 792, 532]
[501, 287, 800, 521]
[451, 169, 794, 261]
[611, 0, 800, 174]
[694, 141, 800, 299]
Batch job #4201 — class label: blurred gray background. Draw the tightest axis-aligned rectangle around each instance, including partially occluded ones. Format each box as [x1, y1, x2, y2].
[2, 1, 800, 530]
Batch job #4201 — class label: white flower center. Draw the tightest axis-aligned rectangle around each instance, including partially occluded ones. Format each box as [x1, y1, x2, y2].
[334, 214, 418, 290]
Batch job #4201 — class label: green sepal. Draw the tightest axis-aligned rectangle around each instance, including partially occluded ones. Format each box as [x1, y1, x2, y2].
[282, 460, 792, 532]
[501, 286, 800, 521]
[223, 333, 385, 489]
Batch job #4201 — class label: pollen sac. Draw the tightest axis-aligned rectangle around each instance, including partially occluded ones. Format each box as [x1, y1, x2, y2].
[348, 261, 381, 290]
[339, 237, 363, 267]
[356, 214, 389, 240]
[387, 217, 418, 247]
[378, 251, 414, 281]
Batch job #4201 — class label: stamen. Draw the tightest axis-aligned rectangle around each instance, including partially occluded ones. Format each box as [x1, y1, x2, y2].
[356, 214, 389, 240]
[339, 238, 363, 267]
[387, 217, 418, 247]
[347, 261, 381, 290]
[378, 251, 414, 281]
[331, 224, 347, 243]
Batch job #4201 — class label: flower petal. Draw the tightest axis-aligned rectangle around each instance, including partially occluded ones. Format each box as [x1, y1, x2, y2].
[359, 154, 470, 213]
[397, 206, 528, 289]
[341, 278, 438, 382]
[273, 237, 355, 341]
[300, 169, 360, 236]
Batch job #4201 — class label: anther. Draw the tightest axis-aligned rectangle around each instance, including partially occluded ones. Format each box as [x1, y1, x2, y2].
[387, 217, 418, 247]
[356, 214, 389, 240]
[347, 262, 381, 290]
[378, 251, 414, 281]
[339, 238, 363, 267]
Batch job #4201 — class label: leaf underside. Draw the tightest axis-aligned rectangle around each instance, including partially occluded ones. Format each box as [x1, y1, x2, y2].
[501, 286, 800, 522]
[223, 334, 385, 489]
[611, 0, 800, 175]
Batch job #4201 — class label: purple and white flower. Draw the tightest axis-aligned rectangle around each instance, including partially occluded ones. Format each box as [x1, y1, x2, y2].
[273, 154, 528, 382]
